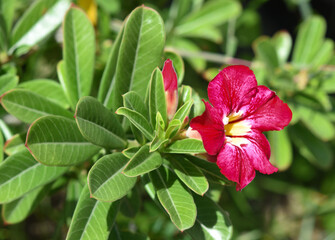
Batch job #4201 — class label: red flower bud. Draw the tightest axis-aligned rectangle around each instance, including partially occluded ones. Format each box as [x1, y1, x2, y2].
[162, 59, 178, 120]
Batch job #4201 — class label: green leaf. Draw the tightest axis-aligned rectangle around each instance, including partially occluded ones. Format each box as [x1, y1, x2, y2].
[0, 14, 7, 51]
[0, 131, 3, 163]
[185, 155, 229, 185]
[179, 85, 192, 106]
[123, 145, 162, 177]
[110, 6, 165, 111]
[109, 225, 149, 240]
[149, 68, 167, 127]
[191, 89, 205, 118]
[164, 50, 185, 85]
[122, 146, 141, 159]
[164, 138, 205, 154]
[3, 133, 26, 156]
[63, 6, 95, 108]
[310, 39, 334, 67]
[2, 183, 51, 224]
[149, 167, 196, 231]
[253, 37, 279, 69]
[272, 31, 292, 65]
[0, 149, 67, 204]
[0, 0, 16, 35]
[186, 195, 233, 240]
[116, 107, 154, 141]
[0, 74, 18, 96]
[26, 116, 101, 166]
[181, 26, 223, 43]
[292, 16, 326, 66]
[150, 111, 168, 152]
[268, 129, 292, 171]
[0, 89, 73, 123]
[298, 106, 335, 141]
[66, 185, 120, 240]
[175, 0, 241, 36]
[290, 123, 333, 169]
[18, 79, 69, 109]
[123, 91, 149, 118]
[166, 154, 209, 196]
[10, 0, 70, 53]
[98, 26, 124, 108]
[88, 153, 137, 202]
[321, 73, 335, 93]
[165, 119, 182, 139]
[75, 96, 127, 149]
[172, 99, 193, 123]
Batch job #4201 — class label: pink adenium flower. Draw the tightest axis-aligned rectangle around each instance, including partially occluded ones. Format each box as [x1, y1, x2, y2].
[162, 59, 178, 120]
[190, 65, 292, 191]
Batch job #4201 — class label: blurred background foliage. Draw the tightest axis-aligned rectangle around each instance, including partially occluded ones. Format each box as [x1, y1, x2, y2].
[1, 0, 335, 239]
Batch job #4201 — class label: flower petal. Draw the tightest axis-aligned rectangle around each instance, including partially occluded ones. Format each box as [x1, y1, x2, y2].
[244, 89, 292, 131]
[162, 59, 178, 92]
[208, 65, 257, 114]
[217, 143, 255, 191]
[243, 131, 278, 175]
[190, 100, 225, 155]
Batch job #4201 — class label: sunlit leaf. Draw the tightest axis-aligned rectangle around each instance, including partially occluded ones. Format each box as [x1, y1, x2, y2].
[149, 167, 196, 231]
[110, 6, 165, 111]
[63, 6, 95, 108]
[88, 153, 136, 202]
[268, 129, 292, 171]
[0, 74, 18, 96]
[66, 185, 120, 240]
[164, 138, 205, 154]
[0, 89, 73, 123]
[26, 116, 101, 166]
[0, 149, 67, 204]
[75, 96, 127, 149]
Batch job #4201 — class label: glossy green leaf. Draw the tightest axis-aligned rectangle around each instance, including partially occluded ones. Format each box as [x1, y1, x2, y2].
[268, 129, 292, 171]
[0, 14, 7, 51]
[10, 0, 70, 53]
[191, 89, 205, 118]
[272, 31, 292, 64]
[253, 37, 279, 69]
[18, 79, 69, 109]
[149, 68, 167, 127]
[292, 16, 326, 66]
[75, 96, 127, 149]
[88, 153, 137, 202]
[166, 154, 209, 195]
[290, 123, 333, 169]
[172, 99, 193, 123]
[26, 116, 101, 166]
[150, 137, 169, 152]
[3, 133, 26, 156]
[298, 106, 335, 141]
[0, 74, 18, 96]
[116, 107, 154, 141]
[186, 195, 233, 240]
[185, 155, 229, 185]
[179, 85, 192, 106]
[63, 6, 95, 108]
[0, 149, 67, 204]
[98, 26, 124, 108]
[110, 6, 165, 111]
[175, 0, 241, 36]
[0, 89, 73, 123]
[164, 50, 184, 85]
[66, 185, 120, 240]
[2, 183, 51, 224]
[123, 145, 162, 177]
[164, 138, 205, 154]
[150, 111, 168, 152]
[149, 167, 196, 231]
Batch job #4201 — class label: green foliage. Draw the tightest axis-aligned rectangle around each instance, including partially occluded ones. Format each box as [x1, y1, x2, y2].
[1, 1, 335, 239]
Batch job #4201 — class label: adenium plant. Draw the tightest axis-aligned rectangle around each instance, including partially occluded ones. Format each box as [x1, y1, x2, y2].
[0, 3, 296, 239]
